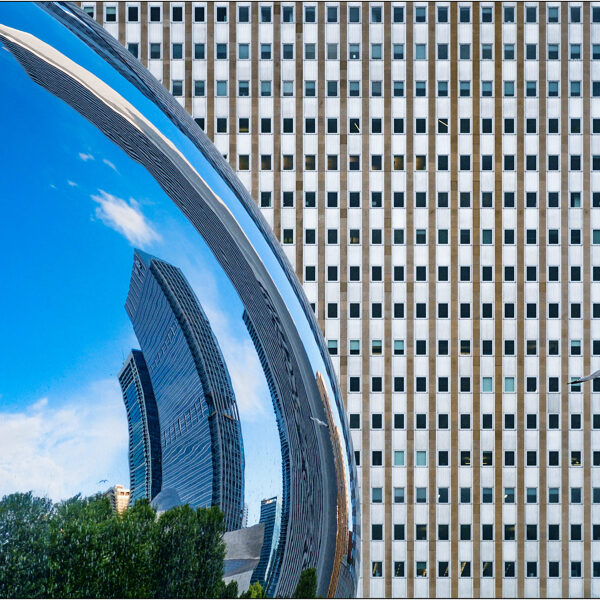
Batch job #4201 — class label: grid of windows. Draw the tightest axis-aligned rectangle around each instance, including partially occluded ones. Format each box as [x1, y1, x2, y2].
[90, 2, 600, 598]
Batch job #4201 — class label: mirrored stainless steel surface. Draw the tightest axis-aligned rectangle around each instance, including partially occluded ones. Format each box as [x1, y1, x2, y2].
[0, 3, 359, 597]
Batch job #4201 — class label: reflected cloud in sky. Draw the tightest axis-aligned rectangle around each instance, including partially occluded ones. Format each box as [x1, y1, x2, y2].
[91, 189, 161, 247]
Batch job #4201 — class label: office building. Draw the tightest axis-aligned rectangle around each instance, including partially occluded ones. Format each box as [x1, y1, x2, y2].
[125, 249, 245, 531]
[118, 349, 163, 503]
[76, 2, 600, 597]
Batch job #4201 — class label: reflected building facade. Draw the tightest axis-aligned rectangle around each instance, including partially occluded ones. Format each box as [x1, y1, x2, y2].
[243, 309, 289, 596]
[118, 349, 162, 503]
[125, 250, 245, 531]
[105, 484, 131, 515]
[251, 496, 280, 590]
[316, 373, 351, 599]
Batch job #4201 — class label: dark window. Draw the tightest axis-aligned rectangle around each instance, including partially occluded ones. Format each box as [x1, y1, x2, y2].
[105, 5, 117, 21]
[171, 5, 183, 21]
[127, 5, 139, 21]
[216, 6, 227, 22]
[149, 5, 161, 21]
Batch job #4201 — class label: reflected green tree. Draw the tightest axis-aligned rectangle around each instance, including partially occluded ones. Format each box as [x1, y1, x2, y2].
[241, 582, 265, 598]
[293, 567, 317, 599]
[0, 493, 235, 599]
[0, 492, 53, 598]
[154, 504, 226, 598]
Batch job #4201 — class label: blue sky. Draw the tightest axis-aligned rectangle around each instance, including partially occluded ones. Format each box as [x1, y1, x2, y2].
[0, 12, 281, 523]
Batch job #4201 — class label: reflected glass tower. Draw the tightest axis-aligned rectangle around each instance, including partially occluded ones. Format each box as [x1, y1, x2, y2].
[118, 349, 162, 503]
[125, 249, 245, 531]
[251, 496, 280, 590]
[242, 309, 289, 596]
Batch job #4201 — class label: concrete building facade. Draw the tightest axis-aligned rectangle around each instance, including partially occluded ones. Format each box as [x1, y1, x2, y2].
[80, 1, 600, 597]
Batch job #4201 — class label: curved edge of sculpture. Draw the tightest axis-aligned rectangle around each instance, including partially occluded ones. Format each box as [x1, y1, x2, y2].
[1, 4, 360, 596]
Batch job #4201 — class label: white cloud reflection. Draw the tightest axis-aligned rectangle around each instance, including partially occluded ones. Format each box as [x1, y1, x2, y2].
[102, 158, 118, 172]
[92, 189, 161, 247]
[0, 379, 128, 501]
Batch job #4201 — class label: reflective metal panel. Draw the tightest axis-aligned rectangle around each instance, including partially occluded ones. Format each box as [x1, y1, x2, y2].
[0, 3, 358, 597]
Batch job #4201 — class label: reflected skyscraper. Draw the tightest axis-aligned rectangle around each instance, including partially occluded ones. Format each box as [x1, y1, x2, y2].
[125, 249, 245, 531]
[251, 496, 280, 590]
[105, 484, 131, 515]
[118, 349, 162, 503]
[242, 309, 289, 596]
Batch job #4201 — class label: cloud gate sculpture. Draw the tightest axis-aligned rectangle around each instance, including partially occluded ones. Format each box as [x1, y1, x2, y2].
[0, 2, 358, 597]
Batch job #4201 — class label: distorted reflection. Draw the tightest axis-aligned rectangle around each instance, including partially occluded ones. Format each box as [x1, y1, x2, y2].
[0, 3, 358, 597]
